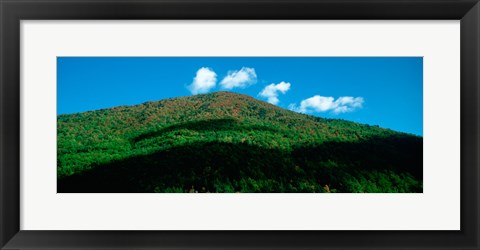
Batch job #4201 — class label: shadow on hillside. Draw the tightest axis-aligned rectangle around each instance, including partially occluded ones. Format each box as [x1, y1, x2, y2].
[58, 141, 291, 193]
[292, 134, 423, 180]
[58, 134, 423, 193]
[131, 118, 282, 144]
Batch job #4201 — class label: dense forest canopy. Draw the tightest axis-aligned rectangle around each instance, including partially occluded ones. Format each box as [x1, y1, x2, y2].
[57, 91, 422, 193]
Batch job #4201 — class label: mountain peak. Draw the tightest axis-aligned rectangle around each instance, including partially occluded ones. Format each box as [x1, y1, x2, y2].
[57, 91, 422, 193]
[190, 91, 257, 101]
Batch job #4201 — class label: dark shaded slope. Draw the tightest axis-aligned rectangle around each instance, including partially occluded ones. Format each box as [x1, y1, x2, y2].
[58, 121, 422, 193]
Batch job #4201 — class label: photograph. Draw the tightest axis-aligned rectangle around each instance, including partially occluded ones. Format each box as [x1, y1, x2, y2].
[57, 57, 423, 193]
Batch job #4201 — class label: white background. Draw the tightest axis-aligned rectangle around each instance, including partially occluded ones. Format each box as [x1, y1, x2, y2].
[21, 21, 460, 230]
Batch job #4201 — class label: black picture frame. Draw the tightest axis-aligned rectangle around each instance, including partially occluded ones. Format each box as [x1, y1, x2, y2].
[1, 0, 479, 249]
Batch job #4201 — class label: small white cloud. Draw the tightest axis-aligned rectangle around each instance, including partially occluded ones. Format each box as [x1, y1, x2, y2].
[187, 67, 217, 95]
[290, 95, 364, 114]
[220, 67, 257, 89]
[259, 81, 291, 105]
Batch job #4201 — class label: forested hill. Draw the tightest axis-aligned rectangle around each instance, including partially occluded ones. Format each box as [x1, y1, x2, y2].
[57, 91, 423, 193]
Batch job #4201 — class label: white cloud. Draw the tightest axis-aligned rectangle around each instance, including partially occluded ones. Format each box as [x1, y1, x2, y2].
[289, 95, 364, 114]
[187, 67, 217, 95]
[220, 67, 257, 89]
[258, 81, 291, 105]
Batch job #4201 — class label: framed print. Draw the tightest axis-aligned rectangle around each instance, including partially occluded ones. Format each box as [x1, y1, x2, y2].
[1, 0, 479, 249]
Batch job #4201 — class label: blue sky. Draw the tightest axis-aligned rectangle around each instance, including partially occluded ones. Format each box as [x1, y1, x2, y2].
[57, 57, 423, 136]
